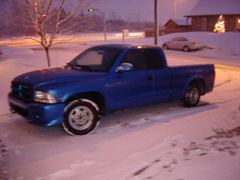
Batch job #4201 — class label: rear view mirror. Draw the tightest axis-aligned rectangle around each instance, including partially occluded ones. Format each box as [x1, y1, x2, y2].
[115, 63, 133, 72]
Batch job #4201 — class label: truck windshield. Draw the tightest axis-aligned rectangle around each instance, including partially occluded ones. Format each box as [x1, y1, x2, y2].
[68, 47, 122, 72]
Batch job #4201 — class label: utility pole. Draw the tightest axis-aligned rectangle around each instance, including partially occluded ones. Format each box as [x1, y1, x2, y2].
[88, 8, 107, 41]
[103, 11, 107, 41]
[154, 0, 159, 46]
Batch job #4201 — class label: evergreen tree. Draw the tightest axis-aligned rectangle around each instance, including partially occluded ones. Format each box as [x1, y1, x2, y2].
[214, 15, 225, 33]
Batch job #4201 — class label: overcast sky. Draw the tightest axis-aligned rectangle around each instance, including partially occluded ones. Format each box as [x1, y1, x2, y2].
[94, 0, 199, 24]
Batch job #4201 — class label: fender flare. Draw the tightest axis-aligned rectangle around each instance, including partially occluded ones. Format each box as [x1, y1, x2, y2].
[183, 75, 205, 96]
[64, 99, 100, 113]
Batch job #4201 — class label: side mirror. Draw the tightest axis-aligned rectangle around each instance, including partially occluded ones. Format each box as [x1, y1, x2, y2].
[115, 63, 133, 72]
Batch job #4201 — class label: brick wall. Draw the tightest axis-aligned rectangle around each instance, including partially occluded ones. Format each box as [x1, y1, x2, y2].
[191, 15, 240, 32]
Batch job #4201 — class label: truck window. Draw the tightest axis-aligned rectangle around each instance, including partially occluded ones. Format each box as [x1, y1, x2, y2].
[70, 47, 122, 72]
[144, 49, 164, 69]
[121, 50, 147, 71]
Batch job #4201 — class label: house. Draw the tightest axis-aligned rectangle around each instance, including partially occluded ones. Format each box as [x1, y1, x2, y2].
[184, 0, 240, 32]
[164, 19, 191, 30]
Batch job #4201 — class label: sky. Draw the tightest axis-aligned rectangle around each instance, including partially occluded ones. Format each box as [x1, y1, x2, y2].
[94, 0, 199, 24]
[1, 0, 199, 25]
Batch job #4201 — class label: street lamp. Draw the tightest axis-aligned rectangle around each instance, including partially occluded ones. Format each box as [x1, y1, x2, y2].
[174, 0, 176, 18]
[88, 8, 107, 41]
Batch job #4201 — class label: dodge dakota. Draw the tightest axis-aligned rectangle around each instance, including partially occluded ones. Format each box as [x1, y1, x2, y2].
[8, 44, 215, 135]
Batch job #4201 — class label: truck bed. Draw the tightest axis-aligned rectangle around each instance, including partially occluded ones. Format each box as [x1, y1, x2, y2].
[169, 64, 215, 100]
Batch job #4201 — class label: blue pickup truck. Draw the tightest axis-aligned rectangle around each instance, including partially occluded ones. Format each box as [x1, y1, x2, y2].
[8, 44, 215, 135]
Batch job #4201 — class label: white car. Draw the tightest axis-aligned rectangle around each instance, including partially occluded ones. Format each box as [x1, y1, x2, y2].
[162, 37, 204, 52]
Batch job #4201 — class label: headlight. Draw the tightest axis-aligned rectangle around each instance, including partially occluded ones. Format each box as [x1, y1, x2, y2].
[34, 91, 57, 104]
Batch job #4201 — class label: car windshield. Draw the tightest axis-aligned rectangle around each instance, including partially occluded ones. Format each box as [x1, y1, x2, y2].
[67, 47, 122, 72]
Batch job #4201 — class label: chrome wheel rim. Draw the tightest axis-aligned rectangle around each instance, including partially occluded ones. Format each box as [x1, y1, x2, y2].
[188, 87, 199, 104]
[68, 106, 93, 130]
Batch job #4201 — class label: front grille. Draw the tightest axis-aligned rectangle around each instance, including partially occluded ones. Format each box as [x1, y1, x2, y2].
[13, 105, 29, 116]
[11, 81, 33, 101]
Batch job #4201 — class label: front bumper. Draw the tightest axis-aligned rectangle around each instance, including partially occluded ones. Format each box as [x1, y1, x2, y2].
[8, 93, 65, 126]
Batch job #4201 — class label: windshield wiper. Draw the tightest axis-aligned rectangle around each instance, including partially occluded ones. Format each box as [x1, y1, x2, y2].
[64, 63, 74, 69]
[75, 65, 92, 71]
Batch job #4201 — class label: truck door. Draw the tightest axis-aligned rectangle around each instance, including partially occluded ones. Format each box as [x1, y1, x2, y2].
[106, 49, 155, 111]
[144, 49, 172, 102]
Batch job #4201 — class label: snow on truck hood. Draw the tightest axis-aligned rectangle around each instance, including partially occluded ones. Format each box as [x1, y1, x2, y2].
[13, 67, 107, 87]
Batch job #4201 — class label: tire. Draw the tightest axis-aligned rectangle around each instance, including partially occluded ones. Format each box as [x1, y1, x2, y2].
[183, 46, 190, 52]
[184, 83, 200, 107]
[63, 101, 99, 135]
[163, 44, 168, 50]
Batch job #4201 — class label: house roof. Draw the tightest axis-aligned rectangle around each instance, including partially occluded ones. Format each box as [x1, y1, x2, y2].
[165, 19, 191, 26]
[185, 0, 240, 17]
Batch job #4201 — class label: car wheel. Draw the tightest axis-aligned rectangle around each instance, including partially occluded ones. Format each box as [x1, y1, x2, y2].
[184, 83, 200, 107]
[63, 101, 99, 135]
[183, 46, 190, 52]
[163, 44, 169, 50]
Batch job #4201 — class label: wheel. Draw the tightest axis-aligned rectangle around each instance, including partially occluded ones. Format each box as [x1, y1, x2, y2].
[63, 101, 99, 135]
[184, 83, 200, 107]
[163, 44, 168, 50]
[183, 46, 190, 52]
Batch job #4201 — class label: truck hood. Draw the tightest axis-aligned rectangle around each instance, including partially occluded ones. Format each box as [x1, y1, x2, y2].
[13, 67, 107, 87]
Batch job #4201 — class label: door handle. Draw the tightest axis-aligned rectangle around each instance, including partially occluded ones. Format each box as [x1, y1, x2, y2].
[147, 75, 153, 80]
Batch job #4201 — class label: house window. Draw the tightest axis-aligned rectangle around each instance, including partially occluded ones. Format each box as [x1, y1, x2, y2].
[237, 17, 240, 26]
[235, 17, 240, 31]
[202, 17, 207, 31]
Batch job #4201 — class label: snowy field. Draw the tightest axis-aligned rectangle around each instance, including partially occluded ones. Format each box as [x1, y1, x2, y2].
[0, 32, 240, 180]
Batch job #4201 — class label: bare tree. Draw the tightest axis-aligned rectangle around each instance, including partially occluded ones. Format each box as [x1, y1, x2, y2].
[12, 0, 97, 67]
[0, 0, 11, 37]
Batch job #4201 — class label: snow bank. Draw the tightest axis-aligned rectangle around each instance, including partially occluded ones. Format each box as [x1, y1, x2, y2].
[0, 32, 240, 180]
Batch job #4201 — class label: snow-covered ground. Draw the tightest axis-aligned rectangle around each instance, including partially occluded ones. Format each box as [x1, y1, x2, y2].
[0, 32, 240, 180]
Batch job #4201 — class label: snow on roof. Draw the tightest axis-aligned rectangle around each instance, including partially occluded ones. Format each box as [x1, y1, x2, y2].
[185, 0, 240, 16]
[170, 19, 191, 25]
